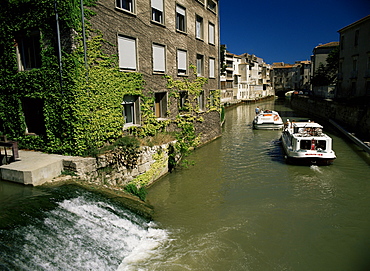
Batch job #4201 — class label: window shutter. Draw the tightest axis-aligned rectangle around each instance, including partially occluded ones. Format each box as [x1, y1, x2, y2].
[177, 50, 187, 72]
[209, 23, 215, 44]
[151, 0, 163, 11]
[209, 58, 215, 78]
[176, 5, 185, 16]
[153, 44, 165, 72]
[118, 36, 137, 70]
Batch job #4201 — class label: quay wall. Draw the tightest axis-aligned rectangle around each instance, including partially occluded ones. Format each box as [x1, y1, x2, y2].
[57, 141, 179, 191]
[290, 96, 370, 140]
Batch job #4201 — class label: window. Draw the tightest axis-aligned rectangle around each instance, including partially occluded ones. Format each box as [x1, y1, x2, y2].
[151, 0, 163, 23]
[155, 92, 167, 118]
[354, 29, 359, 47]
[116, 0, 134, 13]
[196, 54, 204, 76]
[118, 35, 137, 70]
[209, 57, 215, 78]
[353, 57, 358, 71]
[208, 22, 215, 44]
[122, 95, 140, 126]
[15, 30, 41, 71]
[196, 15, 203, 39]
[177, 49, 187, 75]
[197, 91, 205, 111]
[207, 0, 217, 12]
[153, 43, 165, 73]
[176, 5, 186, 32]
[179, 91, 188, 111]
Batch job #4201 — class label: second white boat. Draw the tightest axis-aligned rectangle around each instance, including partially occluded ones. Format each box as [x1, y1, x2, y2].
[253, 110, 283, 130]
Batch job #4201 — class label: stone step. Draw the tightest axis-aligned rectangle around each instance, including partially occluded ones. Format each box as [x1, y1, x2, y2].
[0, 150, 66, 186]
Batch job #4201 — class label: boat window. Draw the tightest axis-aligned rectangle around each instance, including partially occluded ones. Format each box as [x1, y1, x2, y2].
[300, 140, 311, 150]
[300, 140, 326, 150]
[316, 140, 326, 150]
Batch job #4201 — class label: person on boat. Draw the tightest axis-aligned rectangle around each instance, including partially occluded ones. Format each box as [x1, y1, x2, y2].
[255, 106, 260, 114]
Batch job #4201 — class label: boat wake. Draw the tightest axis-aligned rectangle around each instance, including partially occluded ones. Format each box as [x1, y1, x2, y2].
[310, 165, 322, 173]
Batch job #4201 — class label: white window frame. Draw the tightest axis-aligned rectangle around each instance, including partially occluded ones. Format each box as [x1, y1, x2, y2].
[151, 0, 164, 24]
[176, 5, 186, 32]
[122, 95, 140, 126]
[209, 57, 215, 78]
[116, 0, 135, 13]
[207, 0, 217, 13]
[15, 30, 42, 71]
[118, 35, 137, 71]
[196, 15, 203, 40]
[208, 22, 215, 45]
[153, 43, 166, 73]
[177, 49, 187, 75]
[196, 54, 204, 76]
[197, 91, 205, 111]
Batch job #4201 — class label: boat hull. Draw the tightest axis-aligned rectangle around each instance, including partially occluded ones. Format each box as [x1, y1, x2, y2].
[281, 132, 336, 166]
[253, 123, 284, 130]
[252, 110, 283, 130]
[284, 155, 335, 166]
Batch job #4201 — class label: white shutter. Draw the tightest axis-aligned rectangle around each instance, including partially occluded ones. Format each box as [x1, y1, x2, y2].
[177, 50, 187, 72]
[209, 58, 215, 78]
[118, 36, 137, 70]
[209, 23, 215, 44]
[153, 44, 165, 72]
[176, 5, 185, 16]
[151, 0, 163, 11]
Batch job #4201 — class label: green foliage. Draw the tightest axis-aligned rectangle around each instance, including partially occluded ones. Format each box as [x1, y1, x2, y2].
[124, 183, 147, 201]
[0, 0, 221, 172]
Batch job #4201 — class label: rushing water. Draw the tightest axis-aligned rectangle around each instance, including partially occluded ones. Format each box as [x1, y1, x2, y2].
[1, 99, 370, 270]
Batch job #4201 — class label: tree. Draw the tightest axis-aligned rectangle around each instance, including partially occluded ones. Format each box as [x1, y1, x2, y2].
[311, 46, 339, 87]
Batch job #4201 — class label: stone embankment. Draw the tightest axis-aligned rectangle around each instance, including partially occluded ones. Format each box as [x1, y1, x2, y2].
[55, 141, 177, 188]
[290, 95, 370, 141]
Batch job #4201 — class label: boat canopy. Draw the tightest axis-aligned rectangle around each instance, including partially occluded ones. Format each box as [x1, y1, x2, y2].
[292, 122, 323, 129]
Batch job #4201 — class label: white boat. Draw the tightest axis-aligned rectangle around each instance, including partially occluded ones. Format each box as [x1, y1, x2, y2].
[281, 120, 336, 165]
[253, 110, 283, 130]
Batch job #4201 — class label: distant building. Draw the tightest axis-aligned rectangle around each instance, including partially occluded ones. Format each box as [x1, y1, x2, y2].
[220, 50, 273, 104]
[271, 63, 295, 96]
[337, 15, 370, 100]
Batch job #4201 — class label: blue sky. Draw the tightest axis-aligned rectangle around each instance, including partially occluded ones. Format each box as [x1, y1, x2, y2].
[219, 0, 370, 64]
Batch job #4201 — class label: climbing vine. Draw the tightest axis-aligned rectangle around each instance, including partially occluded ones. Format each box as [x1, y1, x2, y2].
[0, 0, 221, 160]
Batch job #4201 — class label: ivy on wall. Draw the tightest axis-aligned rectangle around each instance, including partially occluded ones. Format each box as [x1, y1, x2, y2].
[0, 0, 221, 157]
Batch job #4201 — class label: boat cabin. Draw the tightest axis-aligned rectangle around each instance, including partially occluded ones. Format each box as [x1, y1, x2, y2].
[286, 121, 333, 152]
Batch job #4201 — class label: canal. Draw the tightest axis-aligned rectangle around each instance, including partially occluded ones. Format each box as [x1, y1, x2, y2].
[1, 99, 370, 270]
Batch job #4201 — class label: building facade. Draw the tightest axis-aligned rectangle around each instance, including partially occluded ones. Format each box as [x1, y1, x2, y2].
[220, 51, 273, 104]
[0, 0, 221, 155]
[337, 15, 370, 100]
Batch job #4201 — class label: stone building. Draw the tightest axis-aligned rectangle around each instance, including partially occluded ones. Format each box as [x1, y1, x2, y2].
[271, 62, 295, 96]
[337, 15, 370, 100]
[89, 0, 221, 143]
[0, 0, 221, 156]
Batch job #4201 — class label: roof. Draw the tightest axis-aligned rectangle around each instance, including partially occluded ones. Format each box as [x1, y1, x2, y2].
[315, 41, 339, 48]
[338, 14, 370, 33]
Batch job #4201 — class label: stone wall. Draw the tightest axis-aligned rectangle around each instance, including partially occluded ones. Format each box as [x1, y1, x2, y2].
[62, 141, 178, 188]
[291, 96, 370, 140]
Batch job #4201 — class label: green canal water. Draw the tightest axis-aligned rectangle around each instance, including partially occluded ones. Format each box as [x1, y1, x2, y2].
[1, 99, 370, 270]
